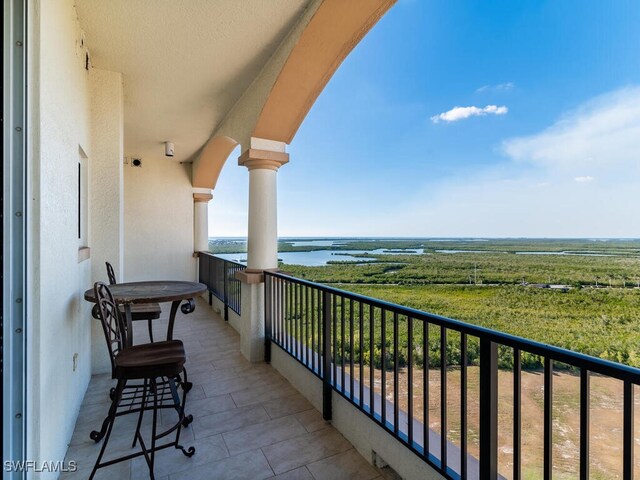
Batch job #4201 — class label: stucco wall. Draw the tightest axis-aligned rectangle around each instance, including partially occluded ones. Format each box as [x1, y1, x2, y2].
[88, 68, 124, 374]
[123, 158, 195, 282]
[27, 0, 94, 475]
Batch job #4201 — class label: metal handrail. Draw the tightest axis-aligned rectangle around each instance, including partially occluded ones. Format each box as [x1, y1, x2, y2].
[264, 270, 640, 480]
[198, 252, 245, 318]
[267, 271, 640, 382]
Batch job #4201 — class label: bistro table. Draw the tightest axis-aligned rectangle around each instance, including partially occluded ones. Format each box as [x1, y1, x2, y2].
[84, 280, 207, 346]
[83, 280, 205, 443]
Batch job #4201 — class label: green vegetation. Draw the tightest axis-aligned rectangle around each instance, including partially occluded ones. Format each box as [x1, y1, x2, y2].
[282, 284, 640, 370]
[283, 250, 640, 287]
[265, 238, 640, 368]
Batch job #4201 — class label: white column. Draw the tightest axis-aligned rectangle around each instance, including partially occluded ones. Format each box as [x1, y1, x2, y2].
[235, 140, 289, 362]
[247, 168, 278, 269]
[193, 189, 212, 253]
[239, 144, 289, 271]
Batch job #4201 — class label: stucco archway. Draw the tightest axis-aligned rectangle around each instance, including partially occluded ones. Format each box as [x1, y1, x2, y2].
[192, 0, 395, 190]
[192, 135, 239, 189]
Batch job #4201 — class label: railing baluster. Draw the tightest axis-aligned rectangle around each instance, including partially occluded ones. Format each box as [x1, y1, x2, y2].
[282, 280, 287, 351]
[624, 381, 634, 480]
[295, 283, 300, 360]
[514, 348, 522, 480]
[299, 284, 303, 362]
[331, 296, 338, 389]
[359, 302, 364, 408]
[223, 260, 229, 321]
[424, 320, 429, 458]
[350, 299, 355, 401]
[544, 357, 553, 480]
[480, 338, 498, 479]
[461, 332, 467, 479]
[370, 304, 375, 417]
[341, 296, 346, 393]
[298, 283, 302, 361]
[322, 290, 332, 420]
[440, 326, 447, 472]
[290, 281, 294, 356]
[264, 275, 271, 363]
[285, 280, 289, 353]
[381, 309, 387, 426]
[305, 285, 310, 368]
[318, 288, 323, 377]
[408, 316, 414, 447]
[394, 312, 399, 435]
[208, 256, 215, 301]
[311, 288, 316, 373]
[580, 368, 589, 480]
[278, 278, 283, 347]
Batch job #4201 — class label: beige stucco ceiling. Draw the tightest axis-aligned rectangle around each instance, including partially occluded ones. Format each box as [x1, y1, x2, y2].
[75, 0, 313, 164]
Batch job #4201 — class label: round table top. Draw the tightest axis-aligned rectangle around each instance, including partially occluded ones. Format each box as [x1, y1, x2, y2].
[84, 281, 207, 304]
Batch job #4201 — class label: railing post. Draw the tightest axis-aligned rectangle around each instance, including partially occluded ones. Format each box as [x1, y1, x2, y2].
[623, 381, 634, 480]
[223, 260, 229, 321]
[264, 275, 272, 363]
[480, 338, 498, 479]
[322, 290, 332, 421]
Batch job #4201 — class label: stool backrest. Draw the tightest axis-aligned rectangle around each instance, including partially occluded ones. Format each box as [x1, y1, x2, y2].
[94, 281, 127, 375]
[105, 261, 117, 285]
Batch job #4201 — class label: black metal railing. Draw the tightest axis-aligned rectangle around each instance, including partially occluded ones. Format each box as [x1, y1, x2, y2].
[264, 271, 640, 480]
[198, 253, 245, 319]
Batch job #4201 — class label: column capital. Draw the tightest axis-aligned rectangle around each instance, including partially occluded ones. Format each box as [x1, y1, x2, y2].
[193, 187, 213, 203]
[238, 148, 289, 171]
[193, 192, 213, 203]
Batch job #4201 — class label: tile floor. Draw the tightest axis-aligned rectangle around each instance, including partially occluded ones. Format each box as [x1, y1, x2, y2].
[61, 297, 390, 480]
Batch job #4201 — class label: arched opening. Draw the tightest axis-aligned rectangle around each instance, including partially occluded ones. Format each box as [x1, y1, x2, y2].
[192, 135, 239, 190]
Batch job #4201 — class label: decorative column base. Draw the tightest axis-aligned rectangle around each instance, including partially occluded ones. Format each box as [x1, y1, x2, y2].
[239, 281, 265, 362]
[235, 269, 279, 362]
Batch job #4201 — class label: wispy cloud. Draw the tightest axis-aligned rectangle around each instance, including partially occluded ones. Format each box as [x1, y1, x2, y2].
[387, 86, 640, 237]
[476, 82, 515, 93]
[431, 105, 508, 123]
[574, 176, 594, 183]
[503, 86, 640, 176]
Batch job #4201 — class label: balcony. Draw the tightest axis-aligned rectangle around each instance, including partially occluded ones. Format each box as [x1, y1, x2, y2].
[61, 296, 391, 480]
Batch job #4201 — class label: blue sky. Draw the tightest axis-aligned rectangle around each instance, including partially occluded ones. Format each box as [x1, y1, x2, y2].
[210, 0, 640, 238]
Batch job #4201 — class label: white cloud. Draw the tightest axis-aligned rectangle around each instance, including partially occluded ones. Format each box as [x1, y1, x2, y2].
[388, 86, 640, 237]
[431, 105, 508, 123]
[503, 86, 640, 176]
[476, 82, 515, 93]
[574, 176, 594, 183]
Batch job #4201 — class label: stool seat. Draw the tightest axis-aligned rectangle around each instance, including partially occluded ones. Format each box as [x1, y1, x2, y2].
[115, 340, 185, 380]
[118, 303, 162, 321]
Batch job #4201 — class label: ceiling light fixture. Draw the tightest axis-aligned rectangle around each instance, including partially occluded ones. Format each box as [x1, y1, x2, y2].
[165, 142, 175, 157]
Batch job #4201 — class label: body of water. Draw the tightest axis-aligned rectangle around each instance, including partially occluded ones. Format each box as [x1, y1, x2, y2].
[216, 244, 424, 267]
[213, 239, 628, 266]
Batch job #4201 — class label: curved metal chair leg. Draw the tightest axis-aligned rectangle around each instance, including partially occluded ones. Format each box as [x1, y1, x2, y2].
[147, 319, 154, 343]
[132, 379, 148, 448]
[89, 416, 110, 443]
[149, 378, 159, 478]
[91, 383, 121, 442]
[89, 380, 125, 479]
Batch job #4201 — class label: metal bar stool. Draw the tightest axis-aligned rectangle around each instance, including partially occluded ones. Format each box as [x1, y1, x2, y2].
[106, 261, 161, 342]
[89, 282, 195, 480]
